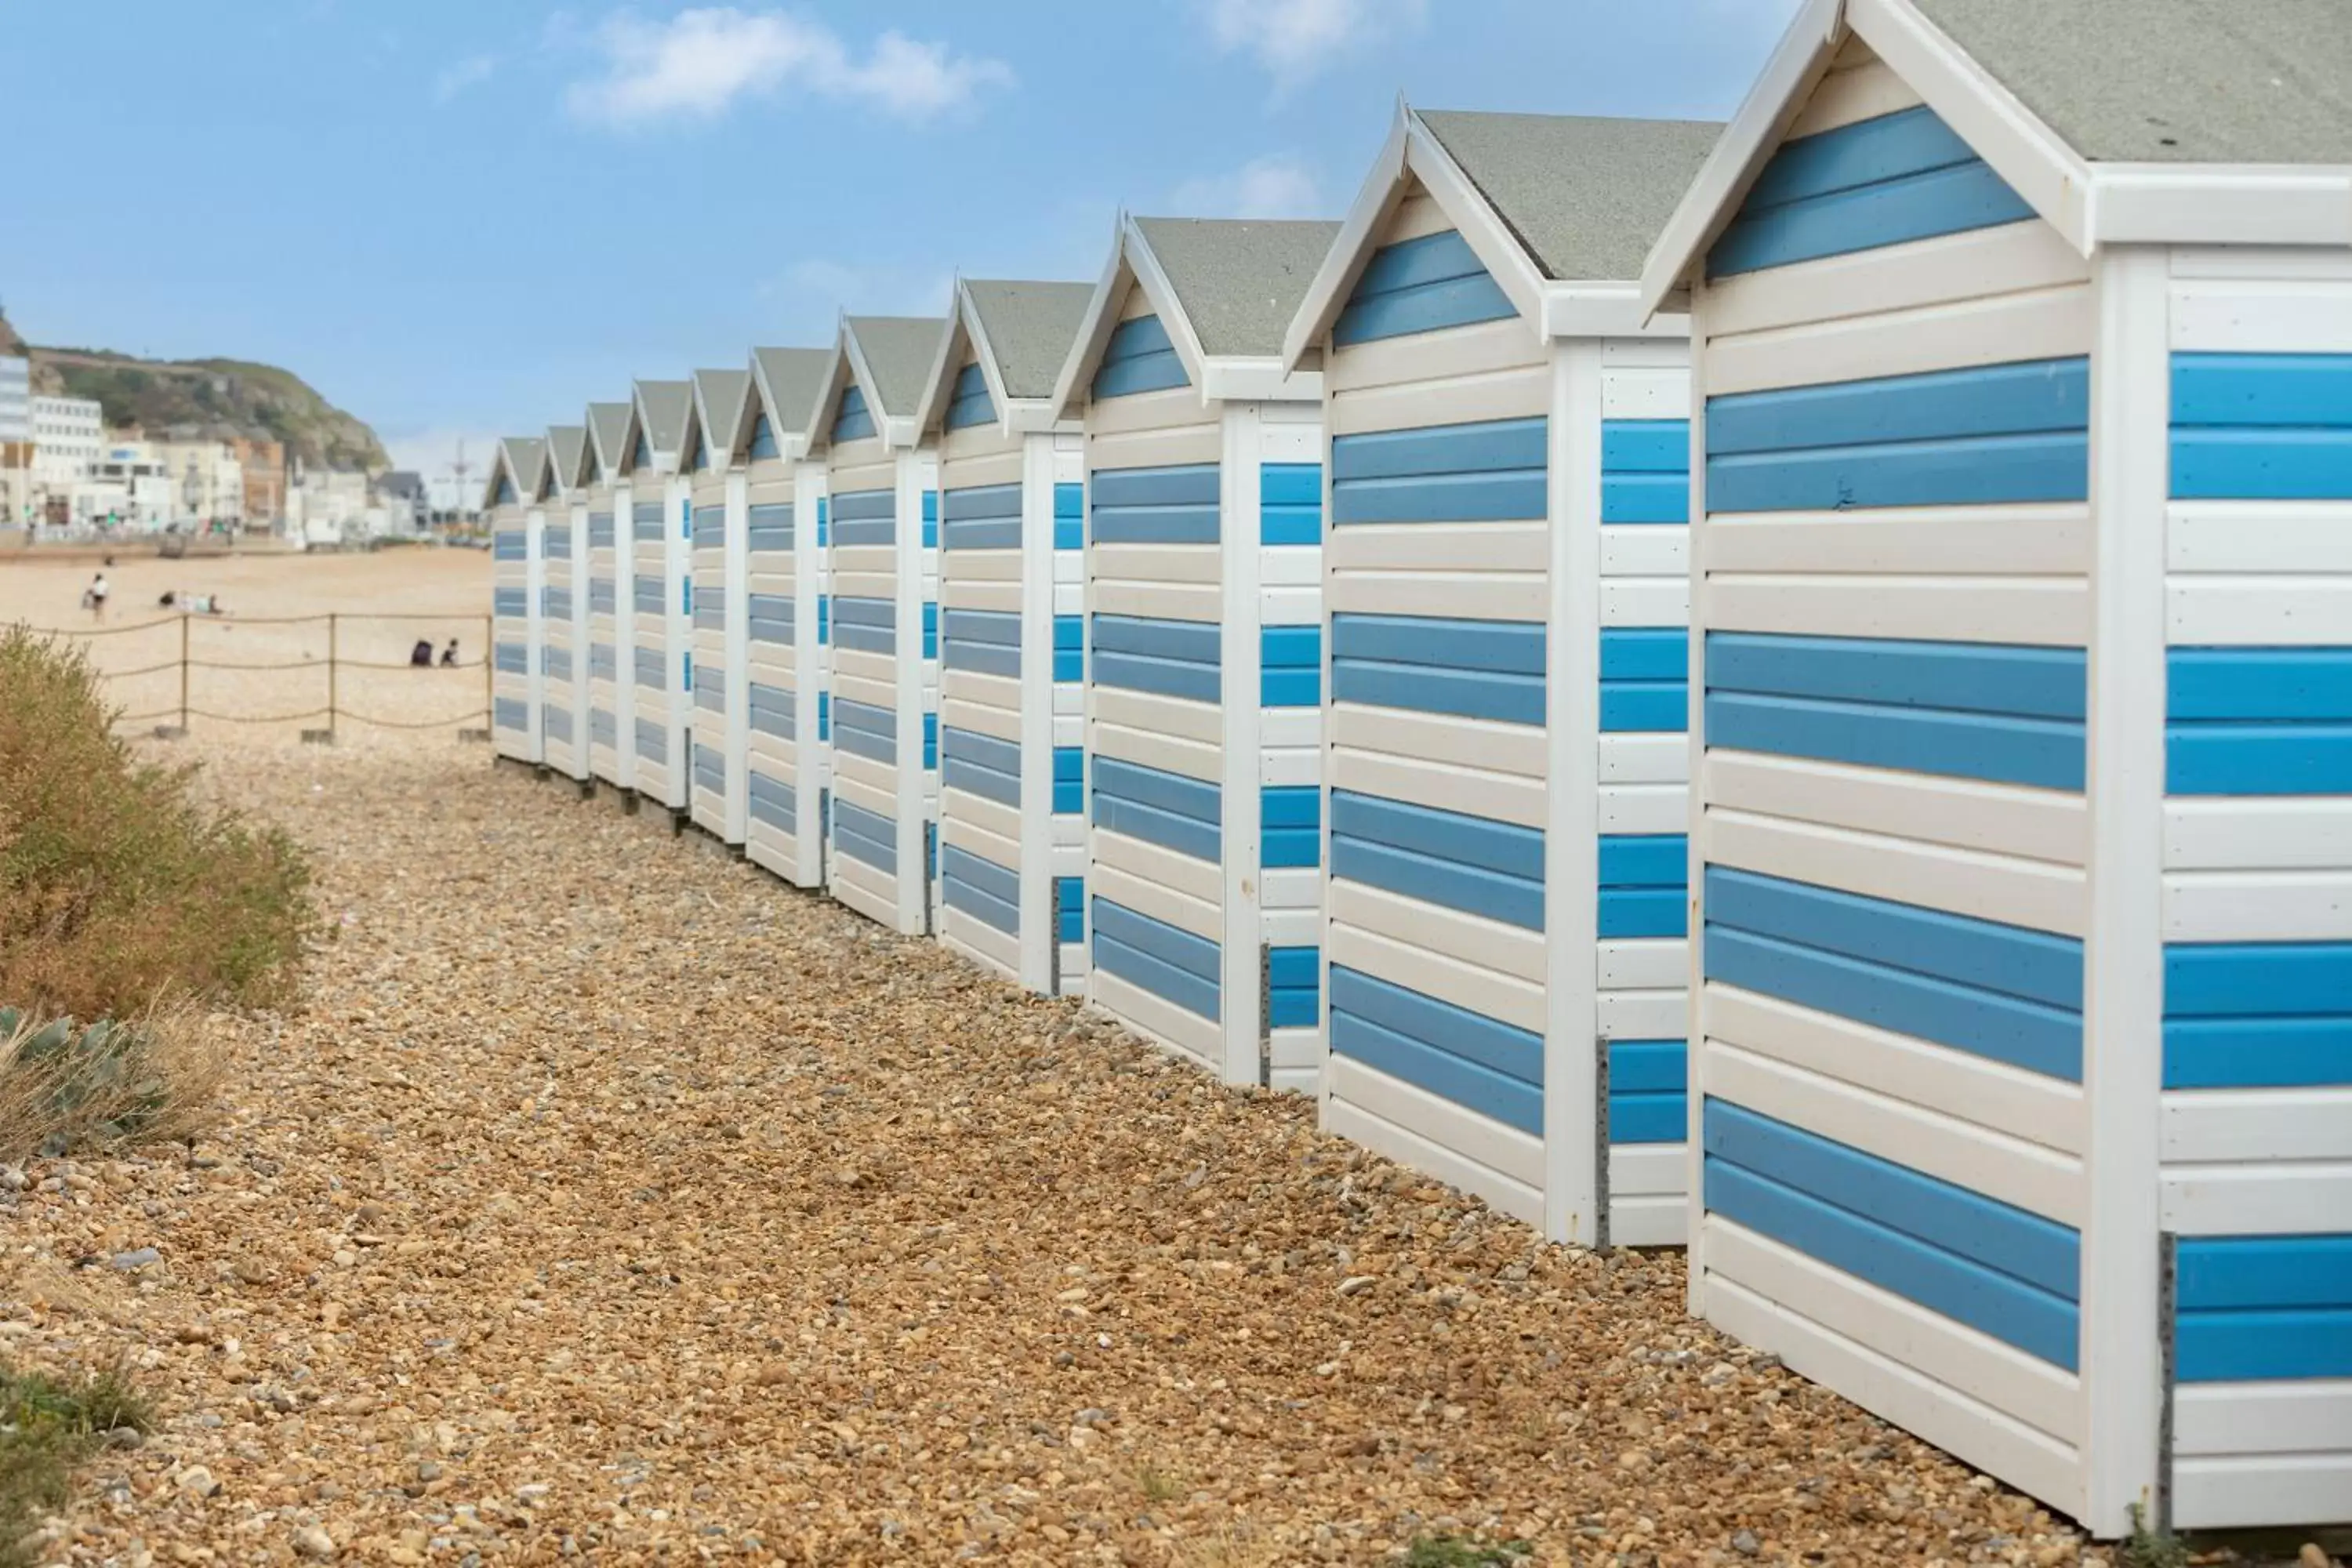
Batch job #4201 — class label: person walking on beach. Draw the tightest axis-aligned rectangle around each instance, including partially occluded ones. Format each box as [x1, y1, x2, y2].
[84, 571, 110, 622]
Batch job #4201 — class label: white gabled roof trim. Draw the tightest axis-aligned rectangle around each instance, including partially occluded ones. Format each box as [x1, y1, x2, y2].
[746, 354, 813, 464]
[840, 323, 920, 451]
[1640, 0, 2352, 317]
[909, 278, 1067, 441]
[1280, 100, 1559, 369]
[1050, 214, 1321, 418]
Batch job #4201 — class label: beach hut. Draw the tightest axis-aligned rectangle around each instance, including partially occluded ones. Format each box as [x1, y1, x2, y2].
[583, 401, 634, 791]
[742, 347, 836, 889]
[1049, 216, 1340, 1090]
[539, 424, 593, 786]
[486, 436, 547, 764]
[686, 368, 753, 844]
[1637, 0, 2352, 1536]
[1278, 105, 1721, 1247]
[911, 278, 1095, 993]
[801, 316, 953, 935]
[625, 379, 693, 815]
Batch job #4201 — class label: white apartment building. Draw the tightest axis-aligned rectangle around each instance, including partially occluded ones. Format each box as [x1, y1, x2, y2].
[148, 437, 246, 528]
[0, 358, 28, 443]
[31, 395, 103, 488]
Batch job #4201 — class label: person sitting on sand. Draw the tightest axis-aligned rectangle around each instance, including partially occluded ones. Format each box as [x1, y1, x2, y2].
[440, 638, 459, 668]
[411, 638, 434, 668]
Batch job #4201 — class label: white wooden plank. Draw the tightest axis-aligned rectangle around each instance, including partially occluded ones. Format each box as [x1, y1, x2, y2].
[1600, 938, 1686, 991]
[1261, 546, 1323, 588]
[1093, 542, 1222, 586]
[1091, 581, 1223, 622]
[2169, 500, 2352, 573]
[2162, 1087, 2352, 1163]
[1600, 578, 1690, 627]
[1080, 397, 1220, 452]
[1261, 909, 1319, 948]
[1599, 525, 1688, 579]
[1093, 826, 1223, 908]
[2170, 277, 2352, 354]
[941, 788, 1018, 854]
[1705, 575, 2090, 646]
[1785, 55, 1922, 137]
[2164, 797, 2352, 871]
[2163, 869, 2352, 942]
[1599, 782, 1687, 836]
[1328, 910, 1546, 1033]
[1325, 1056, 1545, 1210]
[1330, 876, 1547, 987]
[1707, 750, 2086, 867]
[1327, 572, 1548, 622]
[1261, 867, 1321, 913]
[2167, 577, 2352, 644]
[1091, 684, 1222, 750]
[1708, 504, 2091, 575]
[1610, 1142, 1688, 1198]
[1324, 314, 1543, 395]
[1261, 707, 1321, 751]
[1094, 860, 1221, 943]
[1088, 971, 1221, 1071]
[2161, 1161, 2352, 1235]
[1704, 1218, 2086, 1450]
[1601, 733, 1688, 785]
[1330, 742, 1545, 829]
[940, 909, 1021, 980]
[1326, 518, 1545, 574]
[1261, 586, 1319, 625]
[1331, 700, 1547, 779]
[1704, 805, 2089, 938]
[2172, 1454, 2352, 1533]
[1601, 367, 1688, 420]
[1091, 716, 1221, 783]
[941, 549, 1021, 583]
[940, 579, 1019, 613]
[2173, 1381, 2352, 1458]
[1597, 990, 1685, 1041]
[1708, 281, 2091, 397]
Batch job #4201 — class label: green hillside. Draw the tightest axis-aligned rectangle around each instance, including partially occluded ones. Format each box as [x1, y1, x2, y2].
[27, 346, 388, 471]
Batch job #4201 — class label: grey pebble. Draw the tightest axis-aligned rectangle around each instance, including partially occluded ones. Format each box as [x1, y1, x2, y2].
[110, 1247, 162, 1270]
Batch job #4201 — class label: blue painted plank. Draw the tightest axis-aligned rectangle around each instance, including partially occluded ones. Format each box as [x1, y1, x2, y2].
[1709, 359, 2089, 456]
[1094, 651, 1219, 703]
[1602, 474, 1688, 524]
[1711, 431, 2089, 513]
[2169, 941, 2352, 1017]
[1707, 691, 2085, 790]
[1054, 746, 1083, 816]
[946, 363, 997, 431]
[748, 771, 795, 829]
[1094, 315, 1190, 400]
[1600, 833, 1688, 887]
[1334, 231, 1519, 346]
[2169, 648, 2352, 720]
[1602, 420, 1690, 474]
[1267, 946, 1319, 991]
[1352, 227, 1496, 295]
[1334, 613, 1542, 673]
[2177, 1234, 2352, 1311]
[2174, 430, 2352, 501]
[1092, 756, 1221, 863]
[1611, 1038, 1686, 1093]
[1609, 1093, 1688, 1145]
[1262, 462, 1324, 545]
[1093, 896, 1219, 982]
[748, 683, 794, 739]
[1056, 877, 1085, 944]
[942, 726, 1020, 808]
[1599, 890, 1686, 939]
[1602, 684, 1689, 732]
[2165, 1017, 2352, 1090]
[2172, 353, 2352, 429]
[2175, 1308, 2352, 1382]
[1093, 614, 1219, 665]
[1605, 629, 1687, 679]
[831, 383, 874, 443]
[1054, 482, 1083, 550]
[941, 844, 1019, 935]
[1264, 784, 1321, 869]
[1092, 898, 1220, 1020]
[2169, 724, 2352, 794]
[1330, 791, 1543, 931]
[1711, 632, 2085, 717]
[1710, 866, 2080, 1007]
[1330, 964, 1542, 1132]
[1709, 106, 2037, 278]
[1332, 417, 1546, 482]
[1332, 470, 1548, 527]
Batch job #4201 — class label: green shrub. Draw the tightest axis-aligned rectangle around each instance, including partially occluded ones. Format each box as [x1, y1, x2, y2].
[0, 1006, 222, 1163]
[0, 1361, 154, 1568]
[0, 626, 316, 1018]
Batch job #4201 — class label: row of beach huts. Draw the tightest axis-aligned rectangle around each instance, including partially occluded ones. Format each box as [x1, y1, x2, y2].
[482, 0, 2352, 1540]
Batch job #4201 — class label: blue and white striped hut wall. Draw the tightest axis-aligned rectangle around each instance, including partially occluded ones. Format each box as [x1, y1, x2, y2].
[625, 379, 695, 815]
[686, 368, 755, 845]
[583, 401, 635, 790]
[1048, 214, 1342, 1092]
[1283, 104, 1722, 1250]
[912, 278, 1096, 996]
[538, 426, 593, 784]
[1640, 0, 2352, 1538]
[742, 347, 834, 890]
[581, 399, 635, 789]
[485, 436, 548, 764]
[800, 316, 953, 936]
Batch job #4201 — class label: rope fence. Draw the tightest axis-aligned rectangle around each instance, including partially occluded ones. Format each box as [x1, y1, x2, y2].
[22, 612, 495, 739]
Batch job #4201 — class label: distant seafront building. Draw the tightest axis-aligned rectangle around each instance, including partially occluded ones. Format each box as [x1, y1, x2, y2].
[0, 355, 29, 526]
[31, 394, 101, 490]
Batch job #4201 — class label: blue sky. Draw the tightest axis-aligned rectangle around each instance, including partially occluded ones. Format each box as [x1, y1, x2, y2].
[3, 0, 1799, 502]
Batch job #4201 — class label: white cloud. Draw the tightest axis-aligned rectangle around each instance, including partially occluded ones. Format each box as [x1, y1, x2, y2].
[1202, 0, 1425, 82]
[1167, 154, 1324, 220]
[565, 8, 1011, 129]
[433, 53, 498, 103]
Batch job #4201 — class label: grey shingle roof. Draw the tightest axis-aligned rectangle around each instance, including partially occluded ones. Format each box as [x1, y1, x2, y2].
[845, 317, 951, 419]
[964, 281, 1095, 400]
[546, 426, 588, 490]
[753, 347, 832, 434]
[634, 380, 692, 457]
[1131, 218, 1345, 358]
[692, 369, 753, 456]
[1915, 0, 2352, 165]
[502, 437, 546, 485]
[586, 402, 633, 474]
[1418, 111, 1724, 283]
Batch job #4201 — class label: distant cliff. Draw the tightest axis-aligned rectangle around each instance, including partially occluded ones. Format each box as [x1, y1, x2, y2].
[27, 344, 389, 472]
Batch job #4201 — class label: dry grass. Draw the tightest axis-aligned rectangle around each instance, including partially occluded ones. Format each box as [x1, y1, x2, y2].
[0, 1359, 154, 1568]
[0, 626, 317, 1020]
[0, 1005, 227, 1164]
